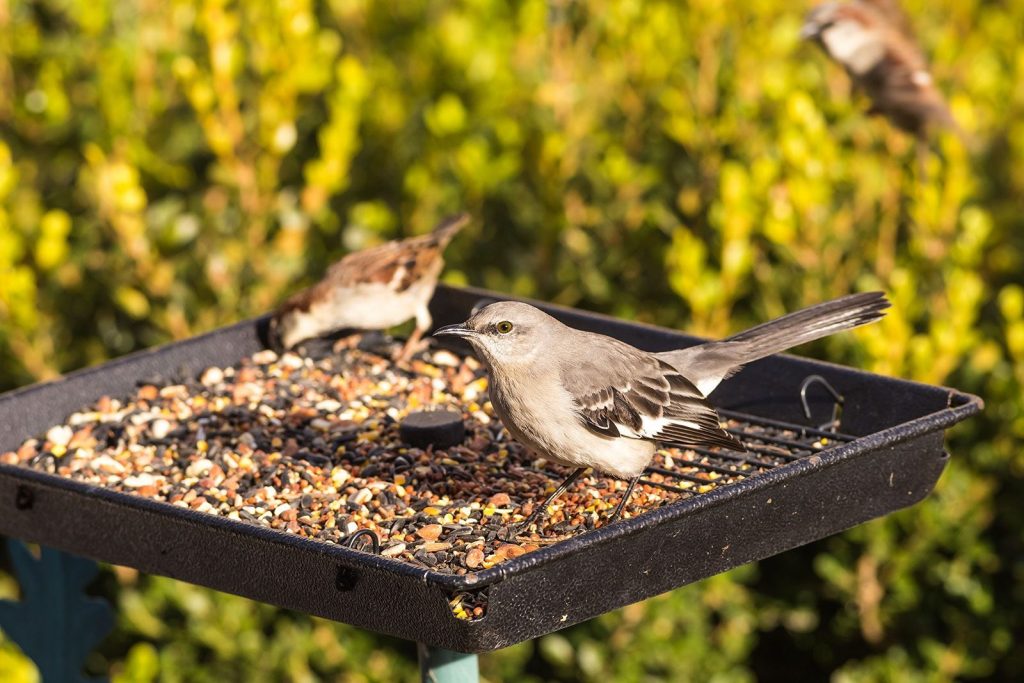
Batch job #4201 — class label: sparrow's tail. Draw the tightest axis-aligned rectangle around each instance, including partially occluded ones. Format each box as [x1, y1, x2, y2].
[657, 292, 890, 396]
[430, 212, 471, 246]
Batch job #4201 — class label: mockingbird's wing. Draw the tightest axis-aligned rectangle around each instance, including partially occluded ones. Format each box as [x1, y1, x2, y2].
[560, 337, 745, 452]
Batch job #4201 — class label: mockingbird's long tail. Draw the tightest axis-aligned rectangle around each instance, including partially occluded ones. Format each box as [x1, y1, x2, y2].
[657, 292, 890, 396]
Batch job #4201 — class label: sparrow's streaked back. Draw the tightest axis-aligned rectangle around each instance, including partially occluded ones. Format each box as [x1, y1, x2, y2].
[435, 292, 889, 533]
[269, 213, 469, 360]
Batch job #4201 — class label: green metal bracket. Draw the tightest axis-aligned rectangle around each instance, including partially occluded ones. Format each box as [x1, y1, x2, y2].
[0, 539, 113, 683]
[417, 643, 479, 683]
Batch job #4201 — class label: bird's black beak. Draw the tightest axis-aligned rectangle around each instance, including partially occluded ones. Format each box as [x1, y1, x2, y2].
[800, 19, 822, 40]
[800, 9, 828, 40]
[433, 323, 478, 339]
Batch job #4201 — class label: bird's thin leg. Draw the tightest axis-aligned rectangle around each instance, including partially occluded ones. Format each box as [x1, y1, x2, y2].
[395, 306, 432, 362]
[606, 475, 642, 525]
[509, 467, 587, 537]
[396, 325, 425, 362]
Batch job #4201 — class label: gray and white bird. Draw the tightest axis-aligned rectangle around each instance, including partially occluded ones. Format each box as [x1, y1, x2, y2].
[801, 1, 958, 139]
[269, 213, 469, 361]
[435, 292, 889, 533]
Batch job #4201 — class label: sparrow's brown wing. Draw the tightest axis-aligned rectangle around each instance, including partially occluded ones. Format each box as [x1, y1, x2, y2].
[865, 44, 955, 133]
[561, 335, 745, 452]
[854, 3, 955, 133]
[273, 213, 468, 319]
[327, 213, 469, 292]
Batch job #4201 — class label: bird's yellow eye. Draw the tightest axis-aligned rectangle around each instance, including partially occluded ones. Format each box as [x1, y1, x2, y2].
[496, 320, 514, 334]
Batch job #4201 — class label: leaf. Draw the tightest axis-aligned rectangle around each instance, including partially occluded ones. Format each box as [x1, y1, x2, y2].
[0, 540, 114, 683]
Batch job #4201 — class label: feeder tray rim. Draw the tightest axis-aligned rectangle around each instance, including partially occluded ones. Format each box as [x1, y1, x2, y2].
[0, 292, 983, 594]
[0, 283, 986, 652]
[0, 392, 974, 593]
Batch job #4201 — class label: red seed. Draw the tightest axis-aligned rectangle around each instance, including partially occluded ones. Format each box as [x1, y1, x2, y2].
[489, 492, 512, 507]
[137, 385, 159, 401]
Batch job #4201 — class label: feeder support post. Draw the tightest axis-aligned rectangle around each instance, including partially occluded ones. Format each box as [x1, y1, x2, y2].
[417, 642, 479, 683]
[0, 539, 114, 683]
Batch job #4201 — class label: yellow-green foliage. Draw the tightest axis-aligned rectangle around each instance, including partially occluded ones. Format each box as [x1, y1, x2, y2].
[2, 0, 1023, 680]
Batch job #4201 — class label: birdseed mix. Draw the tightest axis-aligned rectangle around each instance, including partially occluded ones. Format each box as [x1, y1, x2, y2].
[2, 337, 833, 620]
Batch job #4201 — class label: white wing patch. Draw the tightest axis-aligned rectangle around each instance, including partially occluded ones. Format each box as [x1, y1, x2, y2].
[640, 415, 702, 439]
[607, 414, 706, 443]
[693, 377, 720, 398]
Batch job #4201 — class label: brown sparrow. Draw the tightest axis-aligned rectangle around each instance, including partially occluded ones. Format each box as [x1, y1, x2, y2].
[268, 213, 469, 360]
[802, 1, 958, 139]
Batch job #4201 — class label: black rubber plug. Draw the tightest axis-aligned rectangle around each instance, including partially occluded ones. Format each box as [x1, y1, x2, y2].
[399, 410, 466, 449]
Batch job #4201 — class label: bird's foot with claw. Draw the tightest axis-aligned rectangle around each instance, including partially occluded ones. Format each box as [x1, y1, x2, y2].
[498, 524, 527, 544]
[500, 511, 543, 542]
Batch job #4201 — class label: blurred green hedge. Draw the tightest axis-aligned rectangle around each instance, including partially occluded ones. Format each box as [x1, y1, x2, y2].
[2, 0, 1022, 680]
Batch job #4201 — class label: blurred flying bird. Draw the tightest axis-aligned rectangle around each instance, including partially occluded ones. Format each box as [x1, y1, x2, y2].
[801, 1, 959, 139]
[435, 292, 890, 534]
[269, 213, 469, 361]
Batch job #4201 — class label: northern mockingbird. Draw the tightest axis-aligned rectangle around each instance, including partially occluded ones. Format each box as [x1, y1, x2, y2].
[801, 1, 958, 139]
[269, 213, 469, 361]
[435, 291, 889, 534]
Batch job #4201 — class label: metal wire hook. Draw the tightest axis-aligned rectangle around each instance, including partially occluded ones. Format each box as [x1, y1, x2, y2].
[343, 529, 381, 555]
[799, 374, 844, 433]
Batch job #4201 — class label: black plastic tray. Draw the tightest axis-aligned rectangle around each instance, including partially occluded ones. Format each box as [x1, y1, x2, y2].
[0, 285, 982, 652]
